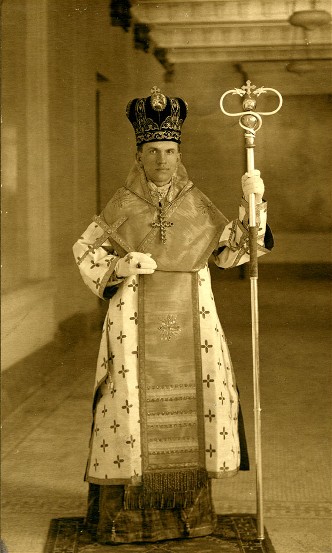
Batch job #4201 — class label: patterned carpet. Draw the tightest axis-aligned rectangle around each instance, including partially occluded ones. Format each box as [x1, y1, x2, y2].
[44, 515, 275, 552]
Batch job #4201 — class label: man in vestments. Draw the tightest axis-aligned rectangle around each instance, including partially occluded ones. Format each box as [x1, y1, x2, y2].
[73, 86, 273, 544]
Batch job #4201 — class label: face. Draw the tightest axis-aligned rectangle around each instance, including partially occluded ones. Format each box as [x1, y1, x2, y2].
[137, 141, 181, 186]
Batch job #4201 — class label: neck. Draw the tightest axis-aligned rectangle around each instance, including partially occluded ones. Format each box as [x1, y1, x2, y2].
[149, 180, 172, 189]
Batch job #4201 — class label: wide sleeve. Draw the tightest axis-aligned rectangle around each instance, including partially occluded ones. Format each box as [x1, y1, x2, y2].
[214, 198, 273, 269]
[73, 220, 124, 300]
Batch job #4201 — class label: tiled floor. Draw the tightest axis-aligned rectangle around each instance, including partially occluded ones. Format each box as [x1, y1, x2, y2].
[1, 266, 331, 553]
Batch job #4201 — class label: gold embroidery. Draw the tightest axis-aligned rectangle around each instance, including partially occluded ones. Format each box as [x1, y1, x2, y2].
[147, 410, 196, 416]
[146, 395, 196, 402]
[197, 199, 217, 218]
[147, 422, 197, 428]
[138, 272, 207, 494]
[147, 384, 195, 390]
[158, 315, 181, 341]
[148, 421, 197, 429]
[150, 86, 167, 111]
[111, 188, 132, 209]
[93, 214, 132, 254]
[150, 436, 196, 442]
[132, 96, 185, 144]
[150, 448, 199, 455]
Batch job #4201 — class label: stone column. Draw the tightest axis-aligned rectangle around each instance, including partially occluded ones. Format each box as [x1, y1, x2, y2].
[26, 0, 52, 279]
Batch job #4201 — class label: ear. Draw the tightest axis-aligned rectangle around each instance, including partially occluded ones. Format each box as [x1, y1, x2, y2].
[136, 152, 143, 166]
[178, 152, 182, 162]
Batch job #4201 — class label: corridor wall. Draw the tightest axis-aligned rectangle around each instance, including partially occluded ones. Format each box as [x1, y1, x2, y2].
[1, 0, 164, 375]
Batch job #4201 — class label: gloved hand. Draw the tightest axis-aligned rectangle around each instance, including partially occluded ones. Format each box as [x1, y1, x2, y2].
[241, 169, 264, 204]
[115, 252, 157, 277]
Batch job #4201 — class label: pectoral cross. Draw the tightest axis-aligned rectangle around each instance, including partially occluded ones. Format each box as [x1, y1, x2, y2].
[152, 206, 173, 243]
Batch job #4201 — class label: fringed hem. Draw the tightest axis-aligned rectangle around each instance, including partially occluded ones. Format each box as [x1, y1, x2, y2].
[123, 469, 209, 510]
[143, 468, 208, 493]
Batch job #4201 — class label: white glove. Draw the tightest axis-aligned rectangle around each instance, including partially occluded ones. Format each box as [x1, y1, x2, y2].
[115, 252, 157, 277]
[241, 169, 264, 204]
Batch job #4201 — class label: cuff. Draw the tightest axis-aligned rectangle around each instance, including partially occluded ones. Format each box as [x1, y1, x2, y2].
[99, 258, 124, 299]
[240, 198, 267, 231]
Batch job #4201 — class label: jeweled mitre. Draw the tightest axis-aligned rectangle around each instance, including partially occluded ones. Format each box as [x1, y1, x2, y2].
[126, 86, 188, 145]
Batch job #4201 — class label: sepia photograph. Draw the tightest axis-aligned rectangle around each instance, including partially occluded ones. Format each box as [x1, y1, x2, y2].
[1, 1, 331, 552]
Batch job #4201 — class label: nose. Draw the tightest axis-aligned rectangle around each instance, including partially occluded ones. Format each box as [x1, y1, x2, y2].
[156, 150, 167, 164]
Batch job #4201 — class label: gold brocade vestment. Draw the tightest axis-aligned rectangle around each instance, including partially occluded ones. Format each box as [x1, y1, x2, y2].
[94, 167, 228, 507]
[73, 160, 273, 539]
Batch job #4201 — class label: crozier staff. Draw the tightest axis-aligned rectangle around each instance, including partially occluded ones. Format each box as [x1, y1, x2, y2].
[73, 86, 273, 545]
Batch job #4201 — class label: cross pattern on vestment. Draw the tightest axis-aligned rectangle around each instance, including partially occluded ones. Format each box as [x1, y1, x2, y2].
[110, 420, 120, 433]
[117, 331, 127, 343]
[122, 400, 133, 413]
[128, 279, 138, 292]
[76, 255, 84, 265]
[130, 312, 138, 325]
[206, 444, 216, 458]
[205, 409, 215, 422]
[118, 365, 129, 378]
[93, 278, 101, 289]
[114, 455, 124, 468]
[200, 307, 210, 319]
[126, 435, 136, 448]
[101, 439, 109, 452]
[101, 356, 114, 369]
[201, 340, 213, 353]
[220, 427, 229, 440]
[219, 392, 226, 405]
[203, 374, 214, 387]
[152, 209, 173, 244]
